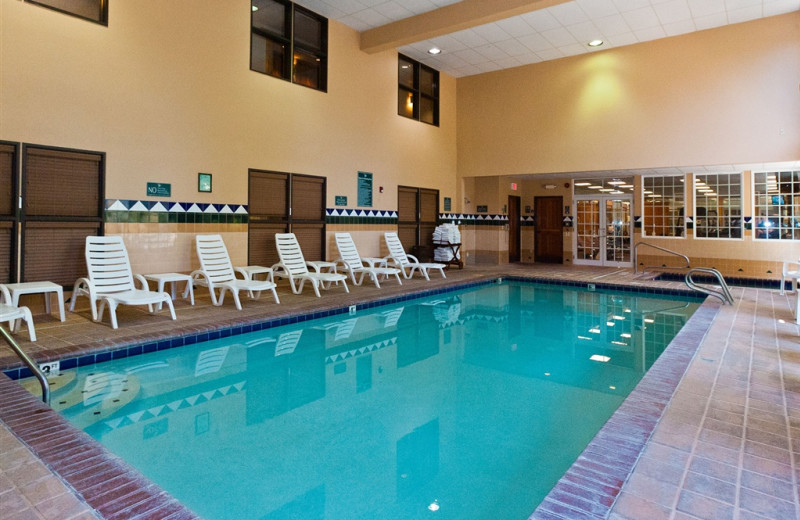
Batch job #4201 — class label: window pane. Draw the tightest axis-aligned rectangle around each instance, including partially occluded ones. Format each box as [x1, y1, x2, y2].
[293, 50, 323, 89]
[294, 9, 323, 51]
[252, 0, 287, 35]
[26, 0, 105, 23]
[420, 67, 436, 97]
[694, 173, 742, 239]
[399, 58, 414, 89]
[251, 33, 287, 78]
[753, 170, 800, 240]
[398, 88, 415, 119]
[643, 175, 685, 237]
[420, 95, 436, 125]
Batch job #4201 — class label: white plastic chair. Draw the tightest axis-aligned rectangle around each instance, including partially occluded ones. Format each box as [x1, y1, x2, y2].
[70, 236, 176, 329]
[273, 233, 348, 297]
[384, 232, 446, 281]
[191, 234, 279, 310]
[780, 260, 800, 295]
[334, 232, 402, 289]
[780, 259, 800, 324]
[0, 284, 36, 341]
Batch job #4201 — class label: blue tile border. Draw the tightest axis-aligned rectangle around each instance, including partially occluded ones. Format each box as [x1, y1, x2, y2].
[4, 277, 706, 380]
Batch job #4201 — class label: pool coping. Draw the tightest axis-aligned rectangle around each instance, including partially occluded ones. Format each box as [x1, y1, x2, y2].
[0, 274, 715, 520]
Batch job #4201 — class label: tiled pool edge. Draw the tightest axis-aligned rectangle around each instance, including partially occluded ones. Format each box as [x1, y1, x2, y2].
[528, 297, 721, 520]
[0, 273, 711, 520]
[0, 374, 199, 519]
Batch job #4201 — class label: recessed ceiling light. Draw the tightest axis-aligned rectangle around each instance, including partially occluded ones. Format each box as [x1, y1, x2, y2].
[428, 47, 442, 55]
[588, 39, 603, 47]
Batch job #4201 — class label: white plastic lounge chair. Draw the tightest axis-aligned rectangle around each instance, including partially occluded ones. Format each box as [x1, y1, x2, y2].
[334, 232, 402, 289]
[70, 236, 176, 329]
[0, 284, 36, 341]
[191, 234, 279, 310]
[383, 232, 447, 281]
[780, 259, 800, 295]
[273, 233, 349, 297]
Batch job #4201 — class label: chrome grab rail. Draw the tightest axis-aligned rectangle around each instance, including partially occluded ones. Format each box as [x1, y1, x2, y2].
[0, 326, 50, 404]
[633, 242, 690, 274]
[685, 267, 734, 305]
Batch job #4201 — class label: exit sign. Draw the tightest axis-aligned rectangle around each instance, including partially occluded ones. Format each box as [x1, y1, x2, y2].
[510, 183, 518, 191]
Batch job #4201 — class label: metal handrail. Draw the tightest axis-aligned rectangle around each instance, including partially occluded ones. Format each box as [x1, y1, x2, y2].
[0, 326, 50, 404]
[685, 267, 735, 305]
[633, 242, 690, 274]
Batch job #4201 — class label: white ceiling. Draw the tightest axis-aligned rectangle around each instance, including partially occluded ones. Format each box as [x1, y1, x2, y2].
[295, 0, 800, 77]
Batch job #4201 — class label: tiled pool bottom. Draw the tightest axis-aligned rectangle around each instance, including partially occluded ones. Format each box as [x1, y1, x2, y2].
[0, 267, 757, 519]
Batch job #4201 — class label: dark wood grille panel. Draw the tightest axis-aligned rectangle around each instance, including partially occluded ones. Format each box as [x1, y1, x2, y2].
[398, 187, 418, 223]
[248, 170, 326, 264]
[0, 144, 15, 217]
[249, 171, 288, 219]
[248, 222, 287, 267]
[398, 225, 417, 252]
[291, 176, 324, 221]
[23, 222, 100, 286]
[292, 223, 324, 261]
[420, 189, 438, 222]
[25, 148, 102, 218]
[0, 223, 12, 283]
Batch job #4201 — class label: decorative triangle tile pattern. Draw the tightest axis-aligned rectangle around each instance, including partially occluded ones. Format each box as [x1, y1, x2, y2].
[102, 381, 247, 431]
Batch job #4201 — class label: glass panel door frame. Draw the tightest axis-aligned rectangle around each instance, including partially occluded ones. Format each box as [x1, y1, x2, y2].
[574, 194, 633, 267]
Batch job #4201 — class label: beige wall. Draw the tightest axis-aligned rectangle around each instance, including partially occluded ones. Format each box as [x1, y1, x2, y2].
[0, 0, 457, 208]
[456, 12, 800, 184]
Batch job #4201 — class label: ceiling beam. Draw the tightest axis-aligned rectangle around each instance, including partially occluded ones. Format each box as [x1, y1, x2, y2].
[360, 0, 571, 54]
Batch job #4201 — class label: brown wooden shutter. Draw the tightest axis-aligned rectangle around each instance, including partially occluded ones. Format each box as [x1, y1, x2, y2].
[248, 222, 286, 268]
[291, 175, 325, 221]
[25, 148, 101, 218]
[248, 171, 289, 265]
[248, 171, 288, 219]
[0, 144, 14, 218]
[23, 221, 99, 285]
[419, 189, 439, 248]
[293, 223, 324, 261]
[21, 146, 103, 285]
[0, 144, 15, 283]
[398, 187, 418, 223]
[0, 222, 12, 283]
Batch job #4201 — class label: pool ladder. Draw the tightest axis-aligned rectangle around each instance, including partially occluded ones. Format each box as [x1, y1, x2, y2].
[685, 267, 734, 305]
[0, 326, 50, 404]
[633, 242, 734, 305]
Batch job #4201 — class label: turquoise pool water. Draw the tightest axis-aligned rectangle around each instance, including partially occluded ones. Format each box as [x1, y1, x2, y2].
[49, 281, 700, 519]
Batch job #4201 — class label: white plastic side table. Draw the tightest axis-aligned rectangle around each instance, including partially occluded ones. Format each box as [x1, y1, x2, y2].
[144, 273, 194, 310]
[238, 265, 274, 283]
[5, 281, 66, 321]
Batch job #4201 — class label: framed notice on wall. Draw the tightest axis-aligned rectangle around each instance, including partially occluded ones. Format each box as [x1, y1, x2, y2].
[357, 171, 373, 207]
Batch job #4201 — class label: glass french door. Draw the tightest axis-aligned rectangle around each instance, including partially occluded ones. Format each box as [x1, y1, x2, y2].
[574, 196, 633, 267]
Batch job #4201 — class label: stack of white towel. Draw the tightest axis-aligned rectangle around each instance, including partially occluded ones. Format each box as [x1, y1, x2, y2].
[433, 223, 461, 261]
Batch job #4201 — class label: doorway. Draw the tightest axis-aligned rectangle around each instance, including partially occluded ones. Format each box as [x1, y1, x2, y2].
[574, 195, 633, 267]
[534, 196, 563, 263]
[508, 195, 520, 262]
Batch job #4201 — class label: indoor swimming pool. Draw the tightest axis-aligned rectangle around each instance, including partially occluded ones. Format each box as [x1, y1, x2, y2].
[33, 281, 702, 519]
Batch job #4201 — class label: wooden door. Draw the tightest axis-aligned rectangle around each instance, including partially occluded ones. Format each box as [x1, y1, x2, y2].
[508, 195, 520, 262]
[534, 196, 563, 263]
